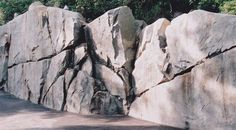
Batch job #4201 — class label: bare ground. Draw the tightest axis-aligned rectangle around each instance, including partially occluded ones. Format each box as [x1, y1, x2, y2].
[0, 91, 182, 130]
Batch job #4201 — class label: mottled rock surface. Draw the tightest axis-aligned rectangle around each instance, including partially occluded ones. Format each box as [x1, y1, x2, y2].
[8, 3, 84, 67]
[1, 2, 236, 130]
[129, 10, 236, 129]
[0, 25, 9, 89]
[85, 6, 141, 112]
[132, 18, 170, 95]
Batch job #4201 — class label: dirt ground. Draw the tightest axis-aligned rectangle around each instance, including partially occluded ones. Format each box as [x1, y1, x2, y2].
[0, 91, 182, 130]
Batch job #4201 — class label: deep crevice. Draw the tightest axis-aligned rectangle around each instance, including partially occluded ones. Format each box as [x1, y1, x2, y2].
[137, 44, 236, 97]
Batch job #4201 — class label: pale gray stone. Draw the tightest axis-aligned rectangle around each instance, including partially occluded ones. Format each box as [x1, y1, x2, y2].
[8, 3, 85, 67]
[165, 10, 236, 79]
[85, 6, 136, 72]
[66, 71, 94, 114]
[90, 91, 123, 115]
[95, 64, 125, 99]
[7, 60, 50, 102]
[133, 18, 170, 95]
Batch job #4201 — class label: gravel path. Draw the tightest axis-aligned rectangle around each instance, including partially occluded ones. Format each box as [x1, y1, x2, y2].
[0, 91, 182, 130]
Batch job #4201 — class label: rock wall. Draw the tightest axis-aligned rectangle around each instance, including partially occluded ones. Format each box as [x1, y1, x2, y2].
[1, 2, 236, 129]
[129, 10, 236, 130]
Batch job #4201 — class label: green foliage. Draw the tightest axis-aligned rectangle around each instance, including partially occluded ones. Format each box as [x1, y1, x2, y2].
[75, 0, 123, 21]
[220, 0, 236, 15]
[1, 0, 236, 26]
[127, 0, 171, 24]
[192, 0, 224, 12]
[0, 0, 36, 24]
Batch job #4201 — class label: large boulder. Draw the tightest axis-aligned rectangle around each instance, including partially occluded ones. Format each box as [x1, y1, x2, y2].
[85, 6, 137, 72]
[132, 18, 170, 95]
[0, 25, 9, 89]
[129, 10, 236, 129]
[4, 2, 96, 113]
[7, 59, 50, 102]
[85, 6, 140, 111]
[164, 10, 236, 79]
[129, 74, 190, 128]
[7, 2, 85, 67]
[66, 71, 94, 114]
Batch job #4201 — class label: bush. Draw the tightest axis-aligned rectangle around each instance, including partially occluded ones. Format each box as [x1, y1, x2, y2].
[1, 0, 236, 26]
[220, 0, 236, 15]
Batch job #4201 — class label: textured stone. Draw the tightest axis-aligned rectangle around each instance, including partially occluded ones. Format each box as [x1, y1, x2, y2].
[165, 10, 236, 79]
[90, 91, 123, 115]
[133, 18, 170, 95]
[129, 74, 190, 128]
[8, 3, 85, 67]
[42, 75, 65, 110]
[95, 64, 125, 99]
[0, 25, 9, 88]
[41, 50, 71, 107]
[85, 6, 136, 72]
[130, 10, 236, 129]
[7, 60, 50, 102]
[66, 71, 94, 114]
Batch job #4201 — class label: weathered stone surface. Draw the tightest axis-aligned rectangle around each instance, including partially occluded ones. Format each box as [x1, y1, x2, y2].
[129, 74, 190, 128]
[130, 10, 236, 129]
[0, 25, 9, 89]
[90, 91, 124, 115]
[7, 60, 50, 103]
[95, 64, 125, 99]
[8, 3, 85, 67]
[185, 49, 236, 130]
[130, 49, 236, 129]
[165, 10, 236, 79]
[42, 75, 65, 110]
[133, 18, 170, 95]
[41, 50, 71, 108]
[85, 6, 136, 72]
[85, 6, 141, 110]
[66, 71, 94, 114]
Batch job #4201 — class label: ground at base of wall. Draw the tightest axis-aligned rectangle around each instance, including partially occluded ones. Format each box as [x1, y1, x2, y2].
[0, 91, 182, 130]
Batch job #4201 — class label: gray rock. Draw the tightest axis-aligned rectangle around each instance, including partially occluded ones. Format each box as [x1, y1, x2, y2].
[0, 25, 9, 89]
[130, 10, 236, 129]
[90, 91, 123, 115]
[95, 64, 125, 99]
[41, 50, 71, 107]
[165, 10, 236, 79]
[7, 59, 50, 102]
[63, 5, 69, 10]
[66, 71, 94, 114]
[85, 6, 136, 72]
[8, 3, 85, 67]
[42, 75, 65, 110]
[129, 74, 190, 128]
[133, 18, 170, 95]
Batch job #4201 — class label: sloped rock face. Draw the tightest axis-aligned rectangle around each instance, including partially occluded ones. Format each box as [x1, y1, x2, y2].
[2, 2, 94, 114]
[132, 18, 170, 95]
[0, 25, 9, 89]
[0, 3, 142, 116]
[2, 2, 236, 129]
[8, 4, 84, 67]
[85, 6, 143, 113]
[129, 10, 236, 129]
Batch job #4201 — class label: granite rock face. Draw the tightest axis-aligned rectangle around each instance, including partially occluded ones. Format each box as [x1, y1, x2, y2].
[1, 3, 141, 116]
[85, 6, 142, 112]
[0, 25, 9, 89]
[2, 2, 236, 129]
[129, 10, 236, 129]
[8, 2, 85, 67]
[132, 18, 170, 95]
[3, 2, 94, 114]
